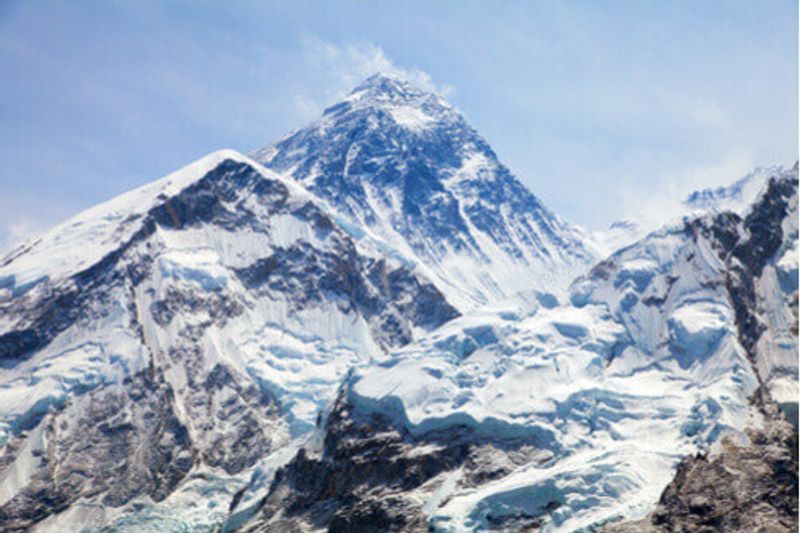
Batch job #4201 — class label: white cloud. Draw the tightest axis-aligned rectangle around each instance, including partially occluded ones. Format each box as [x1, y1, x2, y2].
[300, 35, 453, 97]
[279, 36, 454, 125]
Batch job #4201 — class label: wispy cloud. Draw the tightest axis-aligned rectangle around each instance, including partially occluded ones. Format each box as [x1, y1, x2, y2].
[3, 218, 41, 251]
[0, 192, 73, 254]
[282, 36, 454, 124]
[300, 35, 453, 96]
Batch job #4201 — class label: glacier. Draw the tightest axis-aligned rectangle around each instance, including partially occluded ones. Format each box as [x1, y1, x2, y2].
[237, 166, 798, 532]
[0, 74, 796, 532]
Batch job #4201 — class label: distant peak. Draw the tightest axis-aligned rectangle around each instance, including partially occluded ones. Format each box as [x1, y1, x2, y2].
[314, 73, 459, 132]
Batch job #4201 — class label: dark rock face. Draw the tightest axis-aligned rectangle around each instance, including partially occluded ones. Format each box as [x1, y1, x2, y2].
[686, 175, 797, 364]
[245, 398, 466, 532]
[241, 396, 554, 532]
[651, 421, 797, 533]
[234, 244, 459, 349]
[197, 363, 283, 475]
[0, 372, 194, 530]
[150, 284, 244, 327]
[363, 258, 461, 333]
[602, 414, 797, 533]
[0, 357, 283, 530]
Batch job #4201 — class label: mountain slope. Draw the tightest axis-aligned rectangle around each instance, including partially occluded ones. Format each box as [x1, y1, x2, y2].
[0, 72, 795, 533]
[0, 150, 458, 530]
[254, 74, 598, 310]
[238, 167, 798, 532]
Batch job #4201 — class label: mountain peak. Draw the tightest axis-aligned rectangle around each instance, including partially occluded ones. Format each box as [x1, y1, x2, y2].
[256, 74, 597, 310]
[356, 72, 413, 92]
[322, 72, 454, 122]
[350, 72, 429, 100]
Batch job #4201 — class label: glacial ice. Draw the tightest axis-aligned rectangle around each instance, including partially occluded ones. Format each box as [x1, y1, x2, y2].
[344, 205, 776, 530]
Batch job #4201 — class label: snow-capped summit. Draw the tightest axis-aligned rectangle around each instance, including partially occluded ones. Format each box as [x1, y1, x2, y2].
[254, 74, 598, 310]
[333, 73, 458, 126]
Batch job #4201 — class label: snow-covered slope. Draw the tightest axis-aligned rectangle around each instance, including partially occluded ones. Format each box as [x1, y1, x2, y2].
[684, 165, 786, 214]
[0, 150, 458, 530]
[0, 69, 796, 532]
[253, 74, 598, 310]
[241, 167, 798, 532]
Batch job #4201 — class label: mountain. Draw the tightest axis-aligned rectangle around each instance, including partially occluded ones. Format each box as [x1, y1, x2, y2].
[0, 72, 796, 532]
[253, 74, 598, 310]
[235, 167, 798, 531]
[0, 150, 458, 530]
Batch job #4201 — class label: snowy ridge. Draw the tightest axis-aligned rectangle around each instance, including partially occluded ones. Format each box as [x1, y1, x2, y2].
[582, 165, 798, 264]
[683, 165, 785, 214]
[0, 150, 331, 291]
[2, 150, 244, 288]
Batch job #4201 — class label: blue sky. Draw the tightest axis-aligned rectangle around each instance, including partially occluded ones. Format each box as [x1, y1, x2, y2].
[0, 0, 797, 250]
